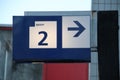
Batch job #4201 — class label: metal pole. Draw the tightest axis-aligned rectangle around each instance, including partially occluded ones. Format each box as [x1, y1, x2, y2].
[4, 50, 8, 80]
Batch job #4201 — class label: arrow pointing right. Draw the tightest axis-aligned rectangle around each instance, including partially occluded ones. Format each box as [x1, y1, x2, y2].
[68, 21, 86, 37]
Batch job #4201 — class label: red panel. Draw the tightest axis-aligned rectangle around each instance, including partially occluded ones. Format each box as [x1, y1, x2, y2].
[0, 27, 12, 30]
[43, 63, 88, 80]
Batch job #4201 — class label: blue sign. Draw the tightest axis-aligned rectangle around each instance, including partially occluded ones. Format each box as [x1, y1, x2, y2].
[13, 16, 90, 62]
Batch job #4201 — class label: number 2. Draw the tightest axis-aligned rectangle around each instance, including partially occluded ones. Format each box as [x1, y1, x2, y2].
[38, 31, 48, 46]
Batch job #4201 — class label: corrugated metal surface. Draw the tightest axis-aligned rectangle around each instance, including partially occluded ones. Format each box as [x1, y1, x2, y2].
[0, 26, 43, 80]
[0, 29, 12, 80]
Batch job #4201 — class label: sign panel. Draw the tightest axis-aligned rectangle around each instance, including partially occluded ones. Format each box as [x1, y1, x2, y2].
[62, 16, 90, 48]
[13, 16, 90, 62]
[43, 63, 88, 80]
[29, 21, 57, 48]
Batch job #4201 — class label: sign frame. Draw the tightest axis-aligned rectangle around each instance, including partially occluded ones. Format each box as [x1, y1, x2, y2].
[13, 11, 91, 62]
